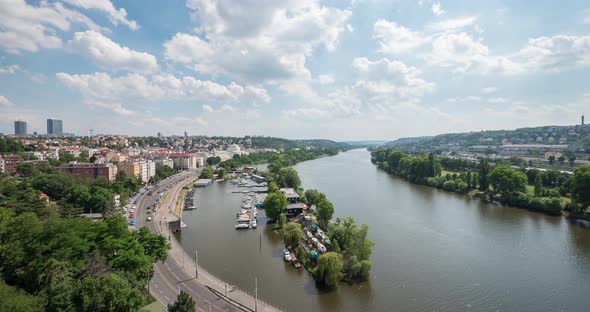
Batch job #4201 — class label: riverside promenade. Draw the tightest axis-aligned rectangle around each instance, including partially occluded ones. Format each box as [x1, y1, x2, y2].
[143, 172, 282, 312]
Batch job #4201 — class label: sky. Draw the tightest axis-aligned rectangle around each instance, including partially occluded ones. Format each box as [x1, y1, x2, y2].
[0, 0, 589, 140]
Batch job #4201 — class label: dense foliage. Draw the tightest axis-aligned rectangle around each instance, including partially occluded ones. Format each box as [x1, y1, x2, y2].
[314, 252, 343, 288]
[371, 148, 590, 217]
[0, 210, 168, 311]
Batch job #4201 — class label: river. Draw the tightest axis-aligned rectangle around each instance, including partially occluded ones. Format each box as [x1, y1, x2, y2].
[179, 149, 590, 311]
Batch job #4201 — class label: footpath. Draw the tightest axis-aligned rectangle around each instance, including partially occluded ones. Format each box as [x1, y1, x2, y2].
[153, 173, 282, 312]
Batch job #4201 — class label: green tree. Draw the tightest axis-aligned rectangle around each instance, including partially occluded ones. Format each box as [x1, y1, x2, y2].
[488, 165, 527, 196]
[283, 222, 303, 247]
[277, 213, 287, 230]
[478, 159, 491, 191]
[199, 166, 214, 179]
[267, 181, 279, 193]
[314, 252, 343, 288]
[558, 156, 565, 165]
[534, 174, 543, 197]
[167, 290, 196, 312]
[263, 192, 287, 221]
[316, 197, 334, 228]
[216, 167, 227, 179]
[0, 281, 44, 312]
[304, 189, 321, 206]
[548, 155, 556, 165]
[277, 167, 301, 189]
[206, 156, 221, 166]
[571, 166, 590, 213]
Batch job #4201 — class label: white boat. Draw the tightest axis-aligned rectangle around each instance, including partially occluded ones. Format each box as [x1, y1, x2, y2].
[235, 223, 249, 229]
[251, 220, 257, 228]
[283, 249, 291, 261]
[230, 179, 239, 184]
[237, 216, 250, 222]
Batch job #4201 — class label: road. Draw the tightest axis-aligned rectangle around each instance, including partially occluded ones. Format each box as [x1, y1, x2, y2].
[133, 171, 278, 312]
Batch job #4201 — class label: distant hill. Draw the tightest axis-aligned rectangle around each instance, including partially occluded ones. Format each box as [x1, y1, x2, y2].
[340, 140, 388, 146]
[383, 124, 590, 152]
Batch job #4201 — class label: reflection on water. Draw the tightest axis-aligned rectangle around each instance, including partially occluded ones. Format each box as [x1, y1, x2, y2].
[179, 149, 590, 311]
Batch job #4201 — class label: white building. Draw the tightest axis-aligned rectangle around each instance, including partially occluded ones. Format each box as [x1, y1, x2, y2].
[139, 160, 156, 183]
[227, 144, 241, 154]
[155, 158, 174, 169]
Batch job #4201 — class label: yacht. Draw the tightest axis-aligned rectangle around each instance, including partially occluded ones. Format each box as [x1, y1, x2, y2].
[251, 220, 257, 228]
[235, 223, 249, 229]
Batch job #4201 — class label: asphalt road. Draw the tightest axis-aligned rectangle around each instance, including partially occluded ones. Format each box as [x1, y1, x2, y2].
[134, 172, 245, 312]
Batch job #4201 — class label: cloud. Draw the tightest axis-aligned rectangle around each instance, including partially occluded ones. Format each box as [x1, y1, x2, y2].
[317, 74, 335, 85]
[373, 19, 430, 54]
[431, 2, 445, 16]
[61, 0, 139, 30]
[165, 1, 351, 83]
[0, 64, 21, 74]
[0, 0, 103, 54]
[67, 31, 158, 74]
[352, 57, 435, 101]
[481, 87, 497, 94]
[346, 24, 354, 32]
[516, 34, 590, 72]
[426, 16, 478, 32]
[56, 72, 272, 106]
[0, 95, 13, 106]
[427, 32, 523, 74]
[88, 100, 135, 116]
[202, 104, 214, 112]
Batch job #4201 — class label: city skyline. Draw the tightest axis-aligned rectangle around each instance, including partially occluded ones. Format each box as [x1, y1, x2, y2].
[1, 0, 590, 140]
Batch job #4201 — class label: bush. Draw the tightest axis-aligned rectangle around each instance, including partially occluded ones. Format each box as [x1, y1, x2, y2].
[442, 180, 457, 192]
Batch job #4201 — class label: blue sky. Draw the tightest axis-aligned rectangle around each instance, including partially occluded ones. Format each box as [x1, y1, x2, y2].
[0, 0, 589, 140]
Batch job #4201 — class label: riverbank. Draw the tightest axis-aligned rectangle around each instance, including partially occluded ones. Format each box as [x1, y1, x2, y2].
[370, 148, 590, 220]
[146, 172, 282, 311]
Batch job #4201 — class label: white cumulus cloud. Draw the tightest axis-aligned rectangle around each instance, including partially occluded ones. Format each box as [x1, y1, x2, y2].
[0, 0, 103, 54]
[61, 0, 139, 30]
[67, 31, 158, 74]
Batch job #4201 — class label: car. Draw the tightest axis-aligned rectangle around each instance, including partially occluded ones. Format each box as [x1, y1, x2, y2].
[146, 210, 151, 214]
[130, 208, 135, 213]
[147, 217, 152, 221]
[129, 213, 135, 219]
[130, 219, 136, 225]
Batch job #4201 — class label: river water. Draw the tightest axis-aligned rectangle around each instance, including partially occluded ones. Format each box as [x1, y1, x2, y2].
[180, 149, 590, 311]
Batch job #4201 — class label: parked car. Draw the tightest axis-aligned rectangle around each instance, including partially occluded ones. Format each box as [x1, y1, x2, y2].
[147, 217, 152, 221]
[130, 219, 136, 225]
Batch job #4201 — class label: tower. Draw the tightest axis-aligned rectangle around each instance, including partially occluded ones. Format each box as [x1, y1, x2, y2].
[47, 118, 63, 135]
[14, 120, 27, 136]
[582, 115, 585, 126]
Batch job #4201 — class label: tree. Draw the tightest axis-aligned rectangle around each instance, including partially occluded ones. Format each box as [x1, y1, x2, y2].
[478, 159, 491, 191]
[199, 166, 214, 179]
[216, 167, 227, 179]
[0, 281, 44, 312]
[277, 213, 287, 230]
[304, 189, 321, 206]
[168, 290, 196, 312]
[489, 165, 527, 196]
[267, 181, 279, 193]
[206, 156, 221, 166]
[262, 192, 287, 221]
[548, 155, 556, 165]
[316, 197, 334, 228]
[571, 166, 590, 213]
[534, 174, 543, 197]
[558, 156, 565, 165]
[314, 252, 343, 288]
[283, 222, 303, 247]
[277, 168, 301, 189]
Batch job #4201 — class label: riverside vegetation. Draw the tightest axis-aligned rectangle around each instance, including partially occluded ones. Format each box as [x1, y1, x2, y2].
[218, 148, 374, 288]
[371, 148, 590, 218]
